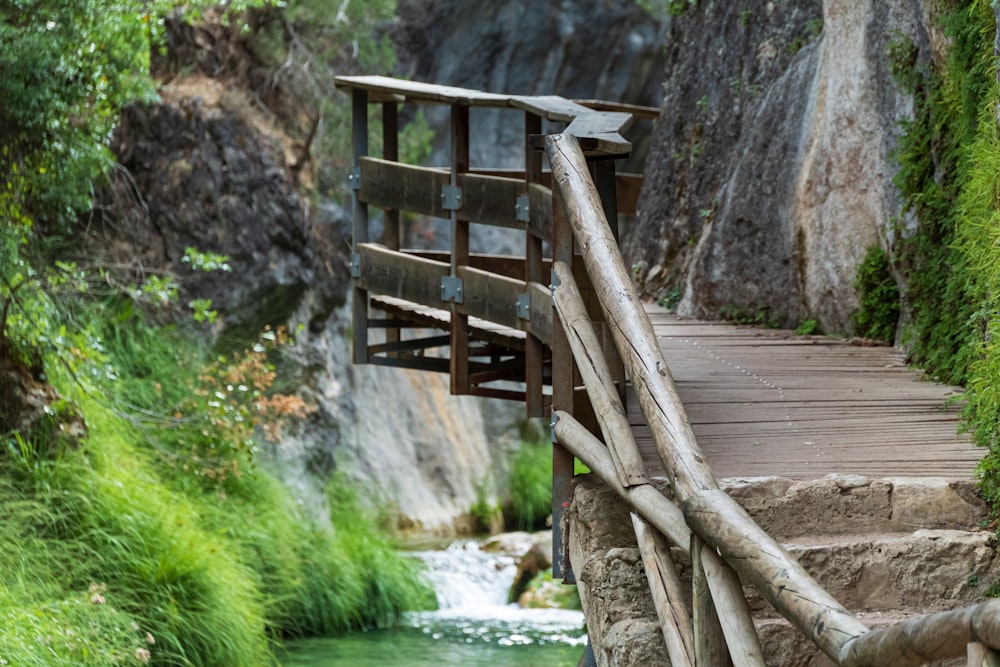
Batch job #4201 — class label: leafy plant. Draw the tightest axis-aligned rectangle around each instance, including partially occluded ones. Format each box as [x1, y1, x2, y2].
[509, 441, 552, 530]
[851, 246, 900, 342]
[795, 319, 820, 336]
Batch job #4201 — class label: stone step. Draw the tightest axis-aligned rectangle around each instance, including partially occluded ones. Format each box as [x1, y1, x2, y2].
[747, 528, 1000, 615]
[568, 474, 997, 667]
[722, 474, 988, 540]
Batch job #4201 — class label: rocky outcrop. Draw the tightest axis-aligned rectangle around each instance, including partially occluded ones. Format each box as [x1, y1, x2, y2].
[627, 0, 939, 333]
[569, 474, 994, 666]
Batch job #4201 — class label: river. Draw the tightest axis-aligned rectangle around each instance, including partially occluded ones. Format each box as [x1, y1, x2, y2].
[277, 539, 587, 666]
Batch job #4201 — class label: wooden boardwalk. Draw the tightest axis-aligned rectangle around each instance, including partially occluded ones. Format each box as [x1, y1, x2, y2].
[631, 307, 982, 480]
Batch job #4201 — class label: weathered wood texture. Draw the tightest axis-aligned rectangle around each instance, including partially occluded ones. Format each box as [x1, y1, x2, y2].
[684, 489, 868, 661]
[631, 513, 695, 667]
[838, 600, 1000, 666]
[546, 132, 717, 500]
[552, 261, 647, 488]
[690, 534, 728, 667]
[970, 643, 1000, 667]
[697, 539, 766, 666]
[634, 310, 980, 479]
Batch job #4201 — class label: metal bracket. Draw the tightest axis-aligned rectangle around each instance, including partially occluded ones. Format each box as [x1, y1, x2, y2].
[441, 275, 464, 304]
[515, 195, 530, 223]
[350, 253, 361, 278]
[517, 293, 530, 320]
[550, 411, 560, 444]
[348, 166, 361, 191]
[441, 184, 463, 211]
[550, 269, 561, 296]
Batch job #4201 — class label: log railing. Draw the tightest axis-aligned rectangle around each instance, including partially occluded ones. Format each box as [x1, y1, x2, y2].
[338, 75, 1000, 666]
[545, 131, 1000, 666]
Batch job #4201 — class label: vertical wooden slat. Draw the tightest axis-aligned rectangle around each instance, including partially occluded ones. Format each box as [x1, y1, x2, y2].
[691, 534, 729, 667]
[382, 101, 401, 357]
[352, 88, 370, 365]
[551, 183, 574, 581]
[524, 111, 545, 418]
[450, 103, 470, 395]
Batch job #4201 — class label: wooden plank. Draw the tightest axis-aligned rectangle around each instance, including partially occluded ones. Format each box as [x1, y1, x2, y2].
[510, 94, 592, 122]
[528, 182, 553, 240]
[335, 74, 511, 107]
[357, 244, 448, 308]
[404, 251, 530, 280]
[369, 295, 527, 352]
[574, 98, 660, 119]
[564, 111, 633, 156]
[450, 102, 470, 396]
[525, 110, 545, 418]
[525, 281, 553, 347]
[359, 157, 449, 219]
[457, 171, 526, 228]
[457, 265, 521, 329]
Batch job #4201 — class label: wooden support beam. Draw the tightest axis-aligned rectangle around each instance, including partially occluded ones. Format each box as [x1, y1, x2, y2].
[546, 132, 716, 500]
[381, 101, 401, 357]
[525, 110, 545, 418]
[552, 261, 647, 488]
[691, 534, 729, 667]
[970, 643, 1000, 667]
[698, 539, 766, 666]
[450, 103, 470, 395]
[838, 600, 1000, 666]
[352, 87, 370, 365]
[684, 489, 869, 662]
[631, 513, 695, 667]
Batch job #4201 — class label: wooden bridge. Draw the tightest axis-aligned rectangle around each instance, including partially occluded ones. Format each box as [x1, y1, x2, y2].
[336, 75, 996, 666]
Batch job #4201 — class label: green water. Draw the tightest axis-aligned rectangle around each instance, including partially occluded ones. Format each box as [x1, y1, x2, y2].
[276, 625, 584, 667]
[277, 540, 586, 667]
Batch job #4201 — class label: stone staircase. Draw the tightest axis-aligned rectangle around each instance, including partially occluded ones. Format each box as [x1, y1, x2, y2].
[568, 474, 999, 667]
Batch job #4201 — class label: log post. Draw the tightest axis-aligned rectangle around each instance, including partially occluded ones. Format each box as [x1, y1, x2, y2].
[631, 513, 696, 667]
[552, 261, 647, 487]
[691, 534, 729, 667]
[970, 643, 1000, 667]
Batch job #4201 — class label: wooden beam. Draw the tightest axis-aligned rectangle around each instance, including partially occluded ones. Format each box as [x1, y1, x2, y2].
[838, 600, 1000, 666]
[698, 539, 765, 666]
[335, 74, 512, 107]
[552, 261, 647, 487]
[691, 534, 729, 667]
[684, 489, 869, 661]
[545, 132, 717, 500]
[359, 158, 449, 219]
[631, 513, 695, 667]
[449, 102, 470, 396]
[352, 87, 370, 365]
[457, 265, 521, 330]
[356, 244, 448, 308]
[525, 110, 545, 418]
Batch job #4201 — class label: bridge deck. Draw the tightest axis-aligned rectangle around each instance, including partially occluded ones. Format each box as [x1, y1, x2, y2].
[632, 307, 982, 480]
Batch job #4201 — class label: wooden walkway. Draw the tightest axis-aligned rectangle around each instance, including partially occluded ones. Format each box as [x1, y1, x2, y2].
[632, 307, 982, 480]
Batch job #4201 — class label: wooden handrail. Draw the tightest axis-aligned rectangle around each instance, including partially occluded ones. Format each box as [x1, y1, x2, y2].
[546, 132, 869, 662]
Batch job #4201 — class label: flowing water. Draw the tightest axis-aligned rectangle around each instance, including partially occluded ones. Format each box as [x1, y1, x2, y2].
[278, 539, 587, 666]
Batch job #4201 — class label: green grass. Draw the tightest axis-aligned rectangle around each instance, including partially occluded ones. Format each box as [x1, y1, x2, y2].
[508, 442, 553, 531]
[0, 301, 436, 665]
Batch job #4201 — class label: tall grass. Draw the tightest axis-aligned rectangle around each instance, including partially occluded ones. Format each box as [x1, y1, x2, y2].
[0, 300, 435, 665]
[508, 441, 553, 530]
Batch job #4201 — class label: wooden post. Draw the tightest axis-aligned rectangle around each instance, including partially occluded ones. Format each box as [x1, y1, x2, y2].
[691, 534, 729, 667]
[524, 111, 545, 418]
[698, 539, 766, 666]
[631, 513, 695, 667]
[592, 159, 627, 405]
[352, 88, 369, 365]
[550, 182, 574, 581]
[685, 489, 868, 662]
[382, 101, 401, 357]
[552, 261, 646, 488]
[449, 103, 470, 395]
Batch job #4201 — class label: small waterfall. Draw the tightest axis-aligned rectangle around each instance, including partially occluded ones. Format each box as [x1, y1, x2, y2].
[404, 539, 587, 647]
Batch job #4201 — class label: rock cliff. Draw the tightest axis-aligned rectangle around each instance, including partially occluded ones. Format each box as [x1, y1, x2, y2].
[627, 0, 939, 333]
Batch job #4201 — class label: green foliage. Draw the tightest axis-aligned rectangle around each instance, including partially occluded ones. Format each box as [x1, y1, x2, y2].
[657, 285, 683, 310]
[851, 246, 900, 342]
[634, 0, 696, 18]
[721, 304, 780, 329]
[519, 570, 582, 611]
[508, 441, 552, 531]
[795, 319, 820, 336]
